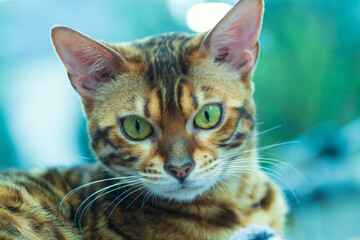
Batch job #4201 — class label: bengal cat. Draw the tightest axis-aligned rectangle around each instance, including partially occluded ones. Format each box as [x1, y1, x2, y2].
[0, 0, 287, 239]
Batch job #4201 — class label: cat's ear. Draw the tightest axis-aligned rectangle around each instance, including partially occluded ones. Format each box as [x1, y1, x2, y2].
[201, 0, 264, 78]
[51, 26, 130, 100]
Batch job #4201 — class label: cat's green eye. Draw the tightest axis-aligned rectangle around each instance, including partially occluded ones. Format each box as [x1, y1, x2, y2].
[194, 104, 222, 129]
[121, 116, 153, 140]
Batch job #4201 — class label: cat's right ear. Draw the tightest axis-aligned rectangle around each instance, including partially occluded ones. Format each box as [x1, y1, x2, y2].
[200, 0, 264, 79]
[51, 26, 130, 100]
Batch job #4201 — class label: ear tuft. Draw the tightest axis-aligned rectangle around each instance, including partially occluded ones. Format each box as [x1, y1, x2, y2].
[51, 26, 129, 100]
[201, 0, 264, 77]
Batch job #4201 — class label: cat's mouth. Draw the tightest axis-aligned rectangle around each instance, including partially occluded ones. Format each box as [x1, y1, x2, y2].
[144, 171, 221, 202]
[154, 181, 212, 202]
[165, 184, 199, 193]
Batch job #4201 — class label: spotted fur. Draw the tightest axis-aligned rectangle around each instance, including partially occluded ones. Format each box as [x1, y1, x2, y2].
[0, 0, 287, 239]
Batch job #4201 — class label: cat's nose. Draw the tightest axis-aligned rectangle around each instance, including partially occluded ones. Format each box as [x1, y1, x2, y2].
[165, 163, 194, 182]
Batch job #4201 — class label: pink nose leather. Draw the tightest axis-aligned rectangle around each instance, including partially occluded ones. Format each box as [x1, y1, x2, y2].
[165, 164, 194, 181]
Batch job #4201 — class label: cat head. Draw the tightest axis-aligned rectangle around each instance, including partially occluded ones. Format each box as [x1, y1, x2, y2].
[51, 0, 263, 202]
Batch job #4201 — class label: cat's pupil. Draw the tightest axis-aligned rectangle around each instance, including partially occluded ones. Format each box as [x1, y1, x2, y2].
[135, 119, 140, 133]
[204, 110, 210, 122]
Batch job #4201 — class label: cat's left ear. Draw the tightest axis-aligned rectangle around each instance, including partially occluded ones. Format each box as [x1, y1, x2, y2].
[51, 26, 130, 100]
[201, 0, 264, 79]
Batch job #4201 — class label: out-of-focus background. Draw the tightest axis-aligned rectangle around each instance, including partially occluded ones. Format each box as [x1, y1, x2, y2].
[0, 0, 359, 239]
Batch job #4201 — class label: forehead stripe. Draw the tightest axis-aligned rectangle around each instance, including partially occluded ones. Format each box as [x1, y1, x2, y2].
[156, 88, 164, 116]
[190, 91, 198, 110]
[144, 98, 151, 118]
[177, 84, 183, 112]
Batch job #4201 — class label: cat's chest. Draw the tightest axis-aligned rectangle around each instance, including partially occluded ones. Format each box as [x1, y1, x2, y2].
[80, 195, 253, 240]
[70, 167, 267, 240]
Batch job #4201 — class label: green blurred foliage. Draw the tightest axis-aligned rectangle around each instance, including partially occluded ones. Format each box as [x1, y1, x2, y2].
[255, 0, 360, 145]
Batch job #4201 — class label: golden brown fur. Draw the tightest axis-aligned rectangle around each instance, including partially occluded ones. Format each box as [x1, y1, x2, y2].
[0, 165, 285, 239]
[0, 0, 287, 239]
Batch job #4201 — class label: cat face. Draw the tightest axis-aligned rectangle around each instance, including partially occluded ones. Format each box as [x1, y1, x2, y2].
[88, 41, 256, 201]
[52, 0, 263, 202]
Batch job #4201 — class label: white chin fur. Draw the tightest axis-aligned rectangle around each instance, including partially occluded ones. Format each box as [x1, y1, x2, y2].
[146, 174, 220, 202]
[160, 185, 210, 202]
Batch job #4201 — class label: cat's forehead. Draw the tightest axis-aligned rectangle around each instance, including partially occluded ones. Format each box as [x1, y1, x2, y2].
[97, 32, 245, 121]
[138, 34, 198, 108]
[106, 33, 204, 107]
[136, 33, 203, 82]
[134, 33, 200, 57]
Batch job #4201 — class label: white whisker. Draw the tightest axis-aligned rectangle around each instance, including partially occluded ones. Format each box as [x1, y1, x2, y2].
[218, 141, 300, 161]
[218, 178, 234, 198]
[75, 182, 122, 233]
[224, 156, 306, 183]
[97, 181, 143, 218]
[125, 187, 150, 210]
[215, 181, 227, 197]
[139, 187, 153, 213]
[225, 166, 290, 191]
[257, 125, 282, 136]
[59, 175, 138, 218]
[79, 179, 143, 228]
[106, 186, 147, 224]
[224, 168, 299, 204]
[221, 172, 261, 208]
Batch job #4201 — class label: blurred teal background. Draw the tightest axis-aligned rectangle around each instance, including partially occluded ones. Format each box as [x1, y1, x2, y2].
[0, 0, 359, 239]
